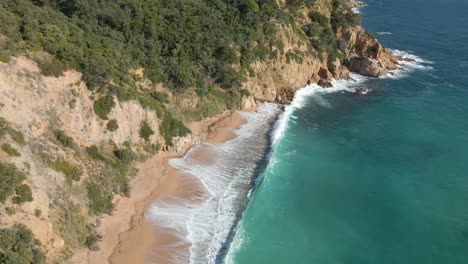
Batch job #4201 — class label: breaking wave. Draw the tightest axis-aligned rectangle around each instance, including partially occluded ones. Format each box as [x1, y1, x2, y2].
[383, 49, 434, 79]
[145, 104, 279, 264]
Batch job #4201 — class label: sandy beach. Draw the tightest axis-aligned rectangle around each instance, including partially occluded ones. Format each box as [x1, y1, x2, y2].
[87, 110, 247, 264]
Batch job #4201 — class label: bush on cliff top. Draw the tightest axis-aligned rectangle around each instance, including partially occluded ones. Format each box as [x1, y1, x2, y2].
[93, 95, 115, 120]
[1, 143, 20, 157]
[54, 129, 74, 148]
[12, 184, 33, 204]
[106, 119, 119, 132]
[0, 162, 26, 204]
[0, 224, 46, 264]
[139, 121, 154, 142]
[160, 111, 191, 146]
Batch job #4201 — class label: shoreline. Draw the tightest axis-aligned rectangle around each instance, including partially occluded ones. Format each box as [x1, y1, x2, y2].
[85, 49, 425, 264]
[87, 109, 247, 264]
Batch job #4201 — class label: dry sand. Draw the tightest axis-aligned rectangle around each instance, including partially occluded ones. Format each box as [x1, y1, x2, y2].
[87, 110, 247, 264]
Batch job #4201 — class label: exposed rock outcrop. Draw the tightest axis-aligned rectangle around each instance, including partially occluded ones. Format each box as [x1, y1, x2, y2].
[337, 26, 398, 77]
[328, 58, 352, 80]
[244, 1, 400, 103]
[241, 96, 257, 111]
[317, 79, 333, 88]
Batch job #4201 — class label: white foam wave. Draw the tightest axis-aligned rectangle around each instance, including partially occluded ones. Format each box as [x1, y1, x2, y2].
[377, 32, 392, 35]
[271, 74, 364, 147]
[224, 76, 365, 263]
[146, 103, 280, 264]
[382, 49, 434, 79]
[352, 7, 362, 14]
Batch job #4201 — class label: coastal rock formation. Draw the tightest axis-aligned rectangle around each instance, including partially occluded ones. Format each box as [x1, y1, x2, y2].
[241, 96, 257, 111]
[328, 58, 352, 80]
[245, 0, 400, 103]
[318, 79, 333, 88]
[318, 66, 334, 81]
[337, 26, 398, 77]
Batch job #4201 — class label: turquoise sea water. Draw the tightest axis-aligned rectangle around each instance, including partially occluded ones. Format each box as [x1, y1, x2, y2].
[224, 0, 468, 263]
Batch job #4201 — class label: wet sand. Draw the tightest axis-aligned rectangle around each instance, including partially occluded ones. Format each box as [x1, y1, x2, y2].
[87, 110, 247, 264]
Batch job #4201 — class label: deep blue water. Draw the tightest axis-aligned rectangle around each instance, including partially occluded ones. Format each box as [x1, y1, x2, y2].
[224, 0, 468, 263]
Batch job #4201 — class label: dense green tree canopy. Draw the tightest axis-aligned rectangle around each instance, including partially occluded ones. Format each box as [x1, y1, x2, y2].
[0, 0, 288, 92]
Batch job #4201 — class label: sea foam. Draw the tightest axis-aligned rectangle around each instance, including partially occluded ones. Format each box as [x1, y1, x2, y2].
[224, 76, 366, 264]
[145, 103, 279, 264]
[382, 49, 434, 79]
[352, 7, 362, 14]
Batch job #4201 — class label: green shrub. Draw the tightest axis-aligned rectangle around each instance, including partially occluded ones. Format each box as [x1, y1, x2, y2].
[106, 119, 119, 132]
[85, 233, 100, 250]
[1, 143, 20, 157]
[37, 58, 66, 77]
[113, 148, 135, 164]
[0, 52, 10, 63]
[12, 184, 33, 204]
[84, 143, 134, 212]
[34, 209, 42, 217]
[0, 224, 46, 264]
[7, 128, 26, 146]
[52, 159, 82, 183]
[149, 91, 169, 104]
[69, 98, 77, 109]
[0, 162, 26, 203]
[0, 117, 7, 136]
[309, 11, 329, 27]
[54, 129, 74, 148]
[93, 95, 115, 120]
[240, 89, 251, 97]
[87, 182, 113, 215]
[239, 0, 260, 13]
[139, 121, 154, 142]
[160, 112, 190, 146]
[5, 207, 16, 216]
[107, 84, 137, 101]
[138, 96, 164, 117]
[86, 145, 106, 161]
[55, 201, 88, 249]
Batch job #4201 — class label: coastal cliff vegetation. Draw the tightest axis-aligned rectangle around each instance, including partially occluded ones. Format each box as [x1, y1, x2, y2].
[1, 0, 362, 114]
[0, 0, 397, 262]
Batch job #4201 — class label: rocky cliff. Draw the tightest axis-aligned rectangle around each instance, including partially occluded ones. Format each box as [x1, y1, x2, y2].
[243, 0, 402, 105]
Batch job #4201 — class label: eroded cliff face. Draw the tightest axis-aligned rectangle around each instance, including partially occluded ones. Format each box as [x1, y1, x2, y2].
[243, 0, 400, 105]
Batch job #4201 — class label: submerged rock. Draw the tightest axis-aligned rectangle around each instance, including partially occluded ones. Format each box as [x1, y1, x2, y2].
[355, 87, 373, 95]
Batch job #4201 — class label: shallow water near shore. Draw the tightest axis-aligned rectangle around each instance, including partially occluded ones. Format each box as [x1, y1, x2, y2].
[225, 0, 468, 263]
[145, 104, 280, 263]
